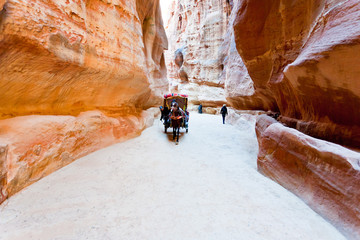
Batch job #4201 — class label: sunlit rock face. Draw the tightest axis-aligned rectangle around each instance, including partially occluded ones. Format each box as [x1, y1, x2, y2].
[0, 0, 167, 203]
[165, 0, 231, 107]
[136, 0, 169, 106]
[256, 115, 360, 239]
[0, 109, 158, 204]
[0, 0, 5, 11]
[0, 0, 168, 118]
[233, 0, 360, 148]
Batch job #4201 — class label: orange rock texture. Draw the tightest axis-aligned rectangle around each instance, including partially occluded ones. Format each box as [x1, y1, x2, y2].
[0, 0, 167, 203]
[0, 109, 158, 204]
[0, 0, 5, 10]
[232, 0, 360, 148]
[256, 115, 360, 239]
[0, 0, 168, 118]
[165, 0, 231, 106]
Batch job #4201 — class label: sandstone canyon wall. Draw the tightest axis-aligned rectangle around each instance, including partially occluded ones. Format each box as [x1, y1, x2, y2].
[0, 0, 167, 204]
[0, 0, 5, 11]
[220, 0, 278, 111]
[229, 0, 360, 238]
[233, 0, 360, 148]
[165, 0, 231, 107]
[256, 115, 360, 239]
[0, 0, 168, 118]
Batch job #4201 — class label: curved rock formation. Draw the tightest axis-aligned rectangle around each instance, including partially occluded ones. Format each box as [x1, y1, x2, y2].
[136, 0, 169, 106]
[0, 109, 158, 204]
[165, 0, 231, 107]
[229, 0, 360, 238]
[256, 115, 360, 239]
[220, 0, 277, 111]
[0, 0, 168, 118]
[0, 0, 167, 203]
[233, 0, 360, 148]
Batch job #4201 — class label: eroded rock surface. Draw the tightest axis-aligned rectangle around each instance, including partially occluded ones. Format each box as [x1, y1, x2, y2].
[0, 0, 168, 118]
[220, 0, 277, 111]
[228, 1, 360, 237]
[165, 0, 231, 106]
[256, 116, 360, 239]
[0, 0, 167, 203]
[0, 109, 158, 204]
[0, 0, 5, 11]
[232, 0, 360, 148]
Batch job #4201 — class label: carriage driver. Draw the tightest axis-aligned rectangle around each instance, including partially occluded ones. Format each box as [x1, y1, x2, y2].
[170, 101, 186, 119]
[171, 100, 189, 123]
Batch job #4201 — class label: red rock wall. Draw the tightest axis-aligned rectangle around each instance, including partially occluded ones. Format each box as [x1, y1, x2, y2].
[256, 115, 360, 239]
[0, 0, 168, 118]
[232, 0, 360, 148]
[230, 0, 360, 237]
[220, 0, 278, 111]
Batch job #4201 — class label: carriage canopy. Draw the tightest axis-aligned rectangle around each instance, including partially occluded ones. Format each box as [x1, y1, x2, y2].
[163, 93, 188, 111]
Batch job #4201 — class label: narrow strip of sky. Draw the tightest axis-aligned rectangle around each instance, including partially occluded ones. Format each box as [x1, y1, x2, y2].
[160, 0, 172, 25]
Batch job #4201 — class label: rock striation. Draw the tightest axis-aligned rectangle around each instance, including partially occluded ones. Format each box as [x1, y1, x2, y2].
[165, 0, 231, 107]
[0, 0, 168, 118]
[0, 109, 158, 204]
[0, 0, 167, 203]
[220, 0, 277, 111]
[232, 0, 360, 148]
[228, 0, 360, 238]
[256, 115, 360, 239]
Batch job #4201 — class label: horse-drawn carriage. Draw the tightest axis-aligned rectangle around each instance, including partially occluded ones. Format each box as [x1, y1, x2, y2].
[160, 93, 189, 142]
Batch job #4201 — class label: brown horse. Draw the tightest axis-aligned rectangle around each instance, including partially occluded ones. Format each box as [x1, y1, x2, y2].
[170, 102, 184, 143]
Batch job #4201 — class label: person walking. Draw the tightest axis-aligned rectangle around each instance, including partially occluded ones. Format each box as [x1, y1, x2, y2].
[220, 104, 228, 124]
[198, 104, 203, 114]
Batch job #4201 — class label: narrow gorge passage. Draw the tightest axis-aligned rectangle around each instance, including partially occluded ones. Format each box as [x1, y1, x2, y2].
[0, 113, 344, 240]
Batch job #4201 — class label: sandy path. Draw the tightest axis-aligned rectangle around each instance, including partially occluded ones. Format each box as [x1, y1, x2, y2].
[0, 113, 345, 240]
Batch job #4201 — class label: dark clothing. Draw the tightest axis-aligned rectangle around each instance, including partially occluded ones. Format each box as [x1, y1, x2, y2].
[220, 106, 228, 116]
[198, 104, 203, 114]
[160, 107, 170, 121]
[220, 106, 228, 124]
[170, 108, 185, 142]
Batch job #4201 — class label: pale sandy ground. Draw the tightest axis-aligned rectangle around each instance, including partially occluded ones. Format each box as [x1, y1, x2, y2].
[0, 113, 345, 240]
